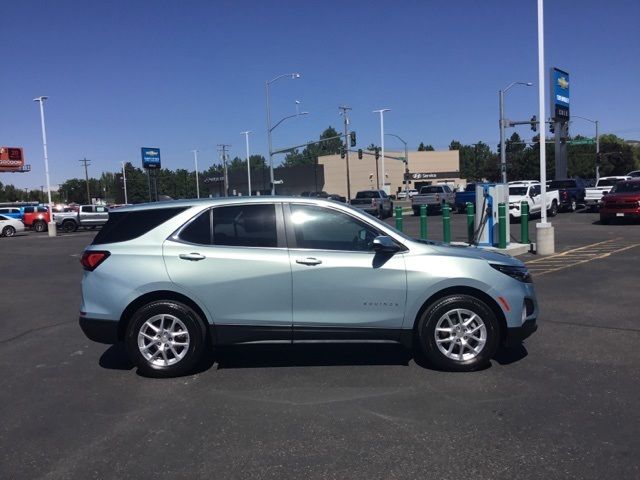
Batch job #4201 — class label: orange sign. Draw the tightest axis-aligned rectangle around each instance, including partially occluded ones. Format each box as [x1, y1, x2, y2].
[0, 147, 25, 171]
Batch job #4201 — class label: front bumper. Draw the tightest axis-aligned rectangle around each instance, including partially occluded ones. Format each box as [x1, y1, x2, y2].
[504, 319, 538, 347]
[79, 316, 119, 344]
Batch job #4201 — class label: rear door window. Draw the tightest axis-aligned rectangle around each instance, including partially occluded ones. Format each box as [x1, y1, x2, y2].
[177, 209, 212, 245]
[212, 204, 278, 248]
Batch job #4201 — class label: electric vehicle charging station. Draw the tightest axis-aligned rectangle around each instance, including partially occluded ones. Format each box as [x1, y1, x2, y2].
[474, 184, 509, 247]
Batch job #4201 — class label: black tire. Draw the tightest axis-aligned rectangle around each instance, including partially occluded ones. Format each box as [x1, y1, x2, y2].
[125, 300, 208, 378]
[62, 221, 77, 233]
[416, 294, 500, 372]
[413, 208, 420, 216]
[33, 220, 47, 233]
[2, 226, 16, 237]
[548, 200, 558, 217]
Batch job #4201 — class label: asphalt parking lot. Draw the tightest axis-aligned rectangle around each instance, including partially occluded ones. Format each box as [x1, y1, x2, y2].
[1, 211, 639, 479]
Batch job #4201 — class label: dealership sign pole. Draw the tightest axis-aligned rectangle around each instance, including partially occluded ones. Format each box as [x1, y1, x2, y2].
[141, 147, 161, 202]
[33, 96, 56, 237]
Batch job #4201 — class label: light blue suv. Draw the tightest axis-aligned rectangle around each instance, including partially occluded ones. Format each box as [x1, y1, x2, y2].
[79, 197, 537, 377]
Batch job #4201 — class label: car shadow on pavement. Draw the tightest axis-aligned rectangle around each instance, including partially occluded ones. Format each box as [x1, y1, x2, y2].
[213, 343, 412, 369]
[98, 342, 528, 374]
[493, 344, 528, 365]
[99, 344, 134, 371]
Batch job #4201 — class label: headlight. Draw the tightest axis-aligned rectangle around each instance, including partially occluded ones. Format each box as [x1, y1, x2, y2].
[490, 264, 532, 283]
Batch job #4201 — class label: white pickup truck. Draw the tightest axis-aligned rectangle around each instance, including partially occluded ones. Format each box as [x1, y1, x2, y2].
[411, 184, 456, 215]
[508, 181, 559, 218]
[584, 176, 630, 211]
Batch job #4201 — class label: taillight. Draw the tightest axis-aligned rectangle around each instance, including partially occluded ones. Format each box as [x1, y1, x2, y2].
[80, 250, 110, 271]
[562, 191, 568, 199]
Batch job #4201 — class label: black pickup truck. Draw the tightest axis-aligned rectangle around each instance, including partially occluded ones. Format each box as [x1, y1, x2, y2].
[547, 179, 586, 212]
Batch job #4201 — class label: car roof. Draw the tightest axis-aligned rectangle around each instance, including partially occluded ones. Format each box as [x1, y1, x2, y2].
[114, 196, 347, 213]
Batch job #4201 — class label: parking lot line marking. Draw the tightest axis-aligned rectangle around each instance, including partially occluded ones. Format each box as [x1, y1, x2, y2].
[529, 242, 640, 276]
[526, 238, 621, 264]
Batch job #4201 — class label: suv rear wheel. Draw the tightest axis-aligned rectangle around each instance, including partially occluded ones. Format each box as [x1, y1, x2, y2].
[125, 300, 207, 378]
[33, 220, 47, 232]
[417, 294, 500, 371]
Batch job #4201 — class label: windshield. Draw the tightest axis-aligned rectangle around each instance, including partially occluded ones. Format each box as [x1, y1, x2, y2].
[549, 180, 576, 189]
[420, 187, 442, 194]
[465, 184, 476, 192]
[610, 182, 640, 193]
[597, 179, 621, 187]
[509, 187, 528, 196]
[355, 191, 380, 199]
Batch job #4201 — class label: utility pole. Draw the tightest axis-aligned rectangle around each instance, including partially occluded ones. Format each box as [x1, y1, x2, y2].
[79, 158, 91, 204]
[217, 144, 231, 196]
[339, 105, 352, 201]
[373, 109, 390, 191]
[121, 162, 128, 204]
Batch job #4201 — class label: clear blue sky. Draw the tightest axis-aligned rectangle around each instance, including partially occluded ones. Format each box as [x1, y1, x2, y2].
[2, 0, 639, 189]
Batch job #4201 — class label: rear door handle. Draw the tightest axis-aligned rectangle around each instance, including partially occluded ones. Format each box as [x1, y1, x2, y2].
[296, 257, 322, 266]
[179, 253, 205, 261]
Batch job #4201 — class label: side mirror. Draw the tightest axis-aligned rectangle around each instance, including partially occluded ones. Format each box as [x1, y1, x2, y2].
[373, 235, 400, 253]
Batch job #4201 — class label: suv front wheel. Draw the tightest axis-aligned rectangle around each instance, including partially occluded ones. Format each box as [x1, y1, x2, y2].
[417, 294, 500, 371]
[125, 300, 207, 378]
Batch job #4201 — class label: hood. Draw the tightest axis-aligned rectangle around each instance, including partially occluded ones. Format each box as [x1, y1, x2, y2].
[508, 194, 528, 203]
[412, 239, 524, 266]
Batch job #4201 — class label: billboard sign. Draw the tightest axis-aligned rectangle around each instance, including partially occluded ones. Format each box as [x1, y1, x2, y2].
[550, 67, 570, 121]
[0, 147, 25, 171]
[141, 147, 161, 169]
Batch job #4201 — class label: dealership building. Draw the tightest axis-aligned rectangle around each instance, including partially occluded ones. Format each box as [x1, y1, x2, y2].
[204, 149, 462, 198]
[319, 149, 462, 198]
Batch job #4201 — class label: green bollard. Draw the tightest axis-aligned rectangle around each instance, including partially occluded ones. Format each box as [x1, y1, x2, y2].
[466, 202, 475, 244]
[520, 201, 529, 244]
[394, 206, 403, 232]
[420, 204, 427, 240]
[443, 204, 451, 243]
[498, 203, 507, 249]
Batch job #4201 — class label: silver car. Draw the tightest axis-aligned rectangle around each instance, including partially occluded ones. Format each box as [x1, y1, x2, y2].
[79, 197, 537, 377]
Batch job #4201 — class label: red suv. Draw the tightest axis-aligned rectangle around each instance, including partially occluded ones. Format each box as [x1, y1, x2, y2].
[600, 179, 640, 224]
[22, 206, 51, 232]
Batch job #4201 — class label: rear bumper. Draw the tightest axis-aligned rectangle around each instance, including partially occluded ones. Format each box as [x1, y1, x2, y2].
[600, 208, 640, 219]
[79, 316, 119, 344]
[504, 319, 538, 347]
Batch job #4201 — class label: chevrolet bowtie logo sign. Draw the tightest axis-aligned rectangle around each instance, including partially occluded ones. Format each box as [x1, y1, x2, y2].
[557, 76, 569, 89]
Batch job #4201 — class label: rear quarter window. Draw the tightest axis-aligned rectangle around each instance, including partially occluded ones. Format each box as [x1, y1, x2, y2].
[92, 207, 189, 245]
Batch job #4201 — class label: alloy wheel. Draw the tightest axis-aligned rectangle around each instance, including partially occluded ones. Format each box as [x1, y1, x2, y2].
[137, 314, 190, 367]
[434, 308, 487, 361]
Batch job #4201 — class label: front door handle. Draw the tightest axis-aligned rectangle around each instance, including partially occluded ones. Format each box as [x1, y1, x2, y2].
[179, 252, 205, 261]
[296, 257, 322, 266]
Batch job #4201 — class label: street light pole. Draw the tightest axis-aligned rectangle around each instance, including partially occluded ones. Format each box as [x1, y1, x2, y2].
[33, 96, 56, 236]
[499, 81, 533, 183]
[386, 133, 409, 198]
[339, 106, 352, 201]
[121, 161, 128, 204]
[191, 150, 200, 198]
[241, 131, 252, 196]
[265, 73, 301, 195]
[572, 115, 600, 181]
[373, 109, 390, 191]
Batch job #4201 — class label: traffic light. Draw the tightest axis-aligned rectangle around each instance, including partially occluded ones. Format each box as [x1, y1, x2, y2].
[374, 147, 380, 160]
[549, 122, 555, 134]
[497, 142, 501, 155]
[350, 131, 356, 147]
[340, 147, 345, 159]
[358, 149, 363, 160]
[530, 115, 537, 132]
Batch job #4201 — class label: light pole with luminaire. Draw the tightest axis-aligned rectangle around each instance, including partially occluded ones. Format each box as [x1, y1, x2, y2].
[572, 115, 600, 181]
[33, 95, 56, 236]
[499, 81, 533, 183]
[191, 150, 200, 198]
[385, 133, 409, 198]
[373, 108, 391, 191]
[265, 72, 301, 195]
[241, 131, 252, 196]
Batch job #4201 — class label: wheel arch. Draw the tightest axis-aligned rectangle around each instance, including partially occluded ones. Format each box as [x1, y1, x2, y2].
[117, 290, 210, 341]
[413, 286, 507, 343]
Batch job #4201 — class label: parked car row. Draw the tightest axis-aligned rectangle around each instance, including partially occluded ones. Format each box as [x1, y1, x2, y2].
[0, 204, 109, 237]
